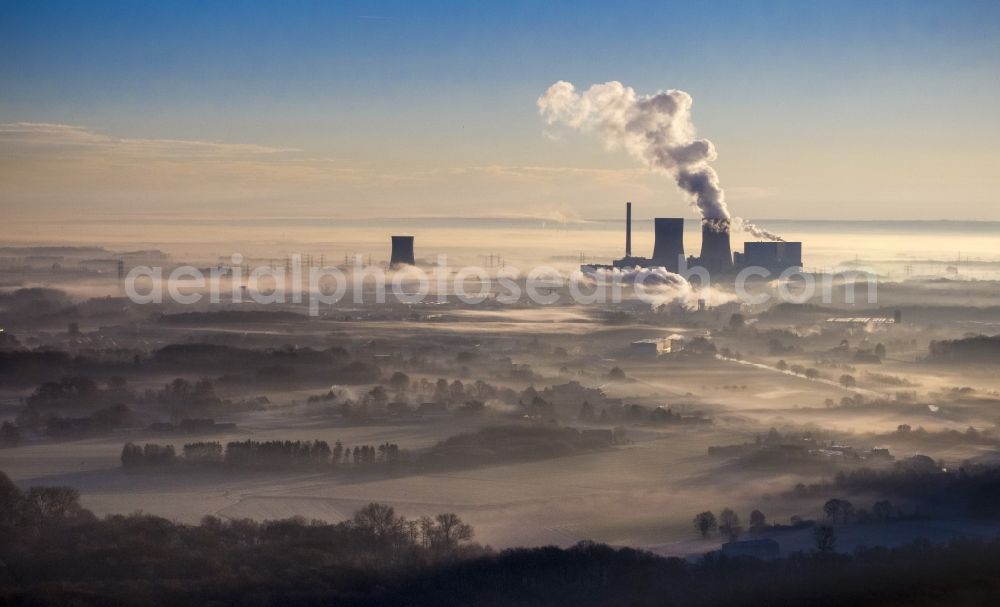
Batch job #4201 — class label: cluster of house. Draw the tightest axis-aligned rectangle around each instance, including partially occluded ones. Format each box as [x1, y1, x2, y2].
[709, 436, 894, 464]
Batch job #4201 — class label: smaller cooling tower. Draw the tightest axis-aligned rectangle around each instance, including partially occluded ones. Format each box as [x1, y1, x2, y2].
[651, 218, 685, 273]
[390, 235, 415, 268]
[699, 219, 733, 272]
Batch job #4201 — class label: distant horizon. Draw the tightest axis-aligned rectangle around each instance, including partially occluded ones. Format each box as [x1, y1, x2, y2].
[7, 215, 1000, 226]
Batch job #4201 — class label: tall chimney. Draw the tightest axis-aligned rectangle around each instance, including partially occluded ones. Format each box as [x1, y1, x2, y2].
[390, 235, 415, 268]
[625, 202, 632, 258]
[652, 218, 685, 273]
[699, 219, 733, 272]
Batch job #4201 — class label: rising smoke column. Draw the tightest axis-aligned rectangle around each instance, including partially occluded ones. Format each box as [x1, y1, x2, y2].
[537, 80, 782, 241]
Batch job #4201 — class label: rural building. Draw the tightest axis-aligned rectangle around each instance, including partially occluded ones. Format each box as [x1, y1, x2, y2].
[629, 334, 685, 358]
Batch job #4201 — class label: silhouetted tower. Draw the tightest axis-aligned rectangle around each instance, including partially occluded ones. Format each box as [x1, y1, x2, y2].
[116, 258, 125, 281]
[625, 202, 632, 257]
[390, 236, 415, 268]
[651, 218, 685, 272]
[699, 219, 733, 272]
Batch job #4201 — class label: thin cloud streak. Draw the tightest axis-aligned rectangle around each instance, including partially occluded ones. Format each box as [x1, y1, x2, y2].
[0, 122, 672, 220]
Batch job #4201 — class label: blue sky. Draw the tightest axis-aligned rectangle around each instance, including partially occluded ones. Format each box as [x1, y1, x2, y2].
[2, 0, 999, 220]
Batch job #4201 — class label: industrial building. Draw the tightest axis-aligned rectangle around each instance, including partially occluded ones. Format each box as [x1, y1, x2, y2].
[734, 241, 803, 273]
[583, 203, 803, 276]
[389, 235, 415, 268]
[629, 338, 667, 357]
[629, 335, 686, 358]
[825, 316, 896, 325]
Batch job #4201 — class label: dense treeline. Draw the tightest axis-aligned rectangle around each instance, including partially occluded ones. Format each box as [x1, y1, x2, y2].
[310, 375, 524, 421]
[789, 461, 1000, 519]
[0, 349, 88, 385]
[8, 403, 134, 441]
[385, 538, 1000, 607]
[419, 425, 619, 469]
[157, 310, 307, 324]
[24, 375, 131, 410]
[8, 376, 246, 439]
[309, 377, 690, 425]
[8, 376, 137, 439]
[928, 333, 1000, 362]
[0, 471, 481, 606]
[121, 439, 403, 471]
[0, 342, 381, 388]
[151, 343, 382, 384]
[579, 400, 709, 426]
[4, 471, 1000, 606]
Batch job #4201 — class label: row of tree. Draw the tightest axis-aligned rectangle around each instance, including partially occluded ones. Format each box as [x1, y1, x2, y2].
[693, 508, 768, 540]
[579, 402, 707, 426]
[694, 499, 903, 537]
[820, 497, 897, 524]
[121, 439, 405, 470]
[693, 501, 900, 551]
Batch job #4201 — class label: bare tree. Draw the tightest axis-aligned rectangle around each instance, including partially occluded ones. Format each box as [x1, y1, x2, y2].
[353, 503, 401, 539]
[693, 511, 717, 538]
[718, 508, 743, 541]
[26, 486, 83, 519]
[872, 500, 895, 521]
[428, 513, 474, 552]
[814, 524, 835, 554]
[823, 498, 855, 524]
[390, 371, 410, 389]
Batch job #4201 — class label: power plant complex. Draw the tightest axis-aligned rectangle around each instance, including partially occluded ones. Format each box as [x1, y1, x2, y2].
[584, 203, 803, 276]
[383, 203, 799, 276]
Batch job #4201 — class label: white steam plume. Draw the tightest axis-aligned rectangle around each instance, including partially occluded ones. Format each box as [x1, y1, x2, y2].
[733, 217, 785, 242]
[582, 265, 735, 310]
[538, 80, 782, 241]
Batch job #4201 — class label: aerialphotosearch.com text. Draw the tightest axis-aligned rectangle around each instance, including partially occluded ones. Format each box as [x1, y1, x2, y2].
[124, 254, 877, 316]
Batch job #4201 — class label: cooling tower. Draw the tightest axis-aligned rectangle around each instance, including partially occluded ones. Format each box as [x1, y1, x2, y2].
[651, 218, 685, 273]
[699, 219, 733, 271]
[389, 235, 415, 268]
